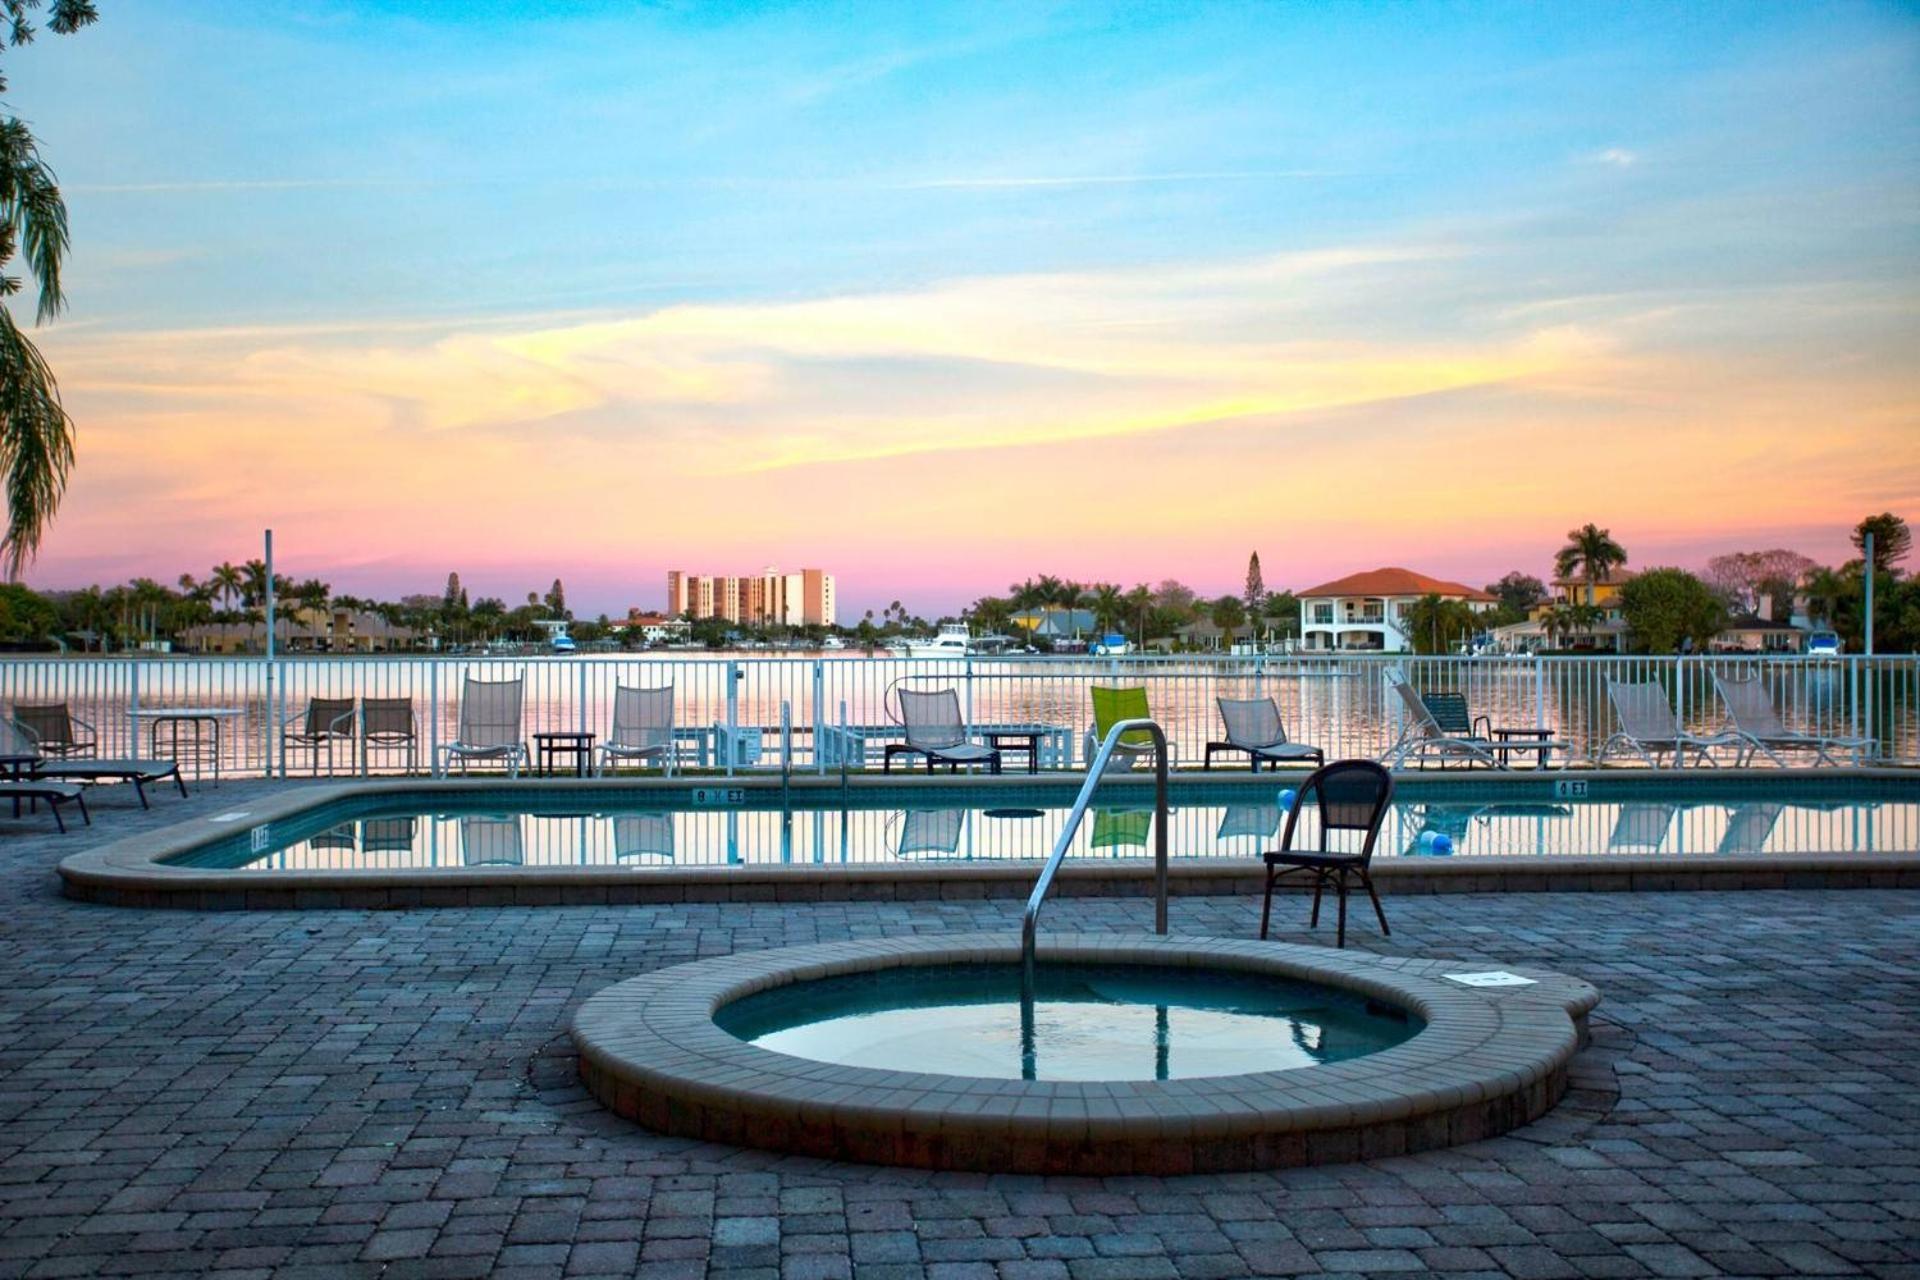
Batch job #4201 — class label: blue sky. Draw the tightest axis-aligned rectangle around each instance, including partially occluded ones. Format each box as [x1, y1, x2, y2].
[12, 0, 1919, 613]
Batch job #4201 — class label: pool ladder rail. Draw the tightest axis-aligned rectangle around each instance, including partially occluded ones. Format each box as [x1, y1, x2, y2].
[1020, 717, 1170, 990]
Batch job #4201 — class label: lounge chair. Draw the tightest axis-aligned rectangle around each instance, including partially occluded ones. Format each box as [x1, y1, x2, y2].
[612, 813, 675, 862]
[1259, 760, 1394, 948]
[433, 678, 529, 778]
[1712, 674, 1874, 767]
[885, 688, 1000, 774]
[598, 686, 676, 776]
[1, 715, 187, 807]
[10, 703, 96, 758]
[0, 778, 88, 832]
[1381, 670, 1565, 769]
[360, 817, 418, 854]
[1086, 686, 1165, 772]
[1598, 680, 1740, 768]
[282, 696, 356, 776]
[360, 698, 419, 774]
[1206, 697, 1323, 772]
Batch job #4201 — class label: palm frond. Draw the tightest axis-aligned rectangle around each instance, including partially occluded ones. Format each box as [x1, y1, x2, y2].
[0, 303, 73, 578]
[0, 117, 67, 319]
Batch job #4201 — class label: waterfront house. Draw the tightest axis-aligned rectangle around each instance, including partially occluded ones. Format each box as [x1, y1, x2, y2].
[1296, 568, 1495, 653]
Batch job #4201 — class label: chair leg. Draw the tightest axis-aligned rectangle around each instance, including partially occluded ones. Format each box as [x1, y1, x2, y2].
[134, 778, 150, 809]
[1336, 873, 1349, 948]
[51, 799, 66, 834]
[77, 793, 90, 826]
[1260, 865, 1275, 940]
[1362, 870, 1389, 936]
[1309, 874, 1324, 928]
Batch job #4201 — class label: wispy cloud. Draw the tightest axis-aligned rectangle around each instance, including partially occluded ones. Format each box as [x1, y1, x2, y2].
[896, 170, 1357, 190]
[1584, 147, 1640, 168]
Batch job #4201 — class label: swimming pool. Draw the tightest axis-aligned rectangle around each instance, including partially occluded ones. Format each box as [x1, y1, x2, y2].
[160, 773, 1918, 871]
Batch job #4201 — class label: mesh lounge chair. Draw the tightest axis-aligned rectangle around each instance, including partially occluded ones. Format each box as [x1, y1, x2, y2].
[885, 688, 1000, 774]
[1260, 760, 1394, 948]
[433, 678, 528, 778]
[1598, 680, 1740, 768]
[460, 815, 524, 866]
[11, 703, 96, 758]
[1, 714, 186, 807]
[1206, 697, 1323, 773]
[1086, 686, 1165, 772]
[1380, 670, 1562, 769]
[612, 813, 675, 862]
[1713, 674, 1874, 767]
[283, 696, 356, 776]
[361, 698, 419, 774]
[0, 778, 88, 832]
[598, 686, 676, 776]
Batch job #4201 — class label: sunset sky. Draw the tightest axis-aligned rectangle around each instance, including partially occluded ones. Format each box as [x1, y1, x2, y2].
[13, 0, 1920, 616]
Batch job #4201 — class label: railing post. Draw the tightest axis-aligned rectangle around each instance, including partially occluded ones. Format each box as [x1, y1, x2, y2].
[1534, 653, 1546, 734]
[428, 661, 440, 772]
[812, 660, 825, 776]
[726, 660, 740, 778]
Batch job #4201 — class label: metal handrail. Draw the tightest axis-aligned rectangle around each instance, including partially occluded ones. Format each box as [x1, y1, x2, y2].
[1021, 717, 1169, 987]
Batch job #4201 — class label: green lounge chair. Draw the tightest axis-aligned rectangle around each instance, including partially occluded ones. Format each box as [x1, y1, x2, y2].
[1086, 686, 1165, 772]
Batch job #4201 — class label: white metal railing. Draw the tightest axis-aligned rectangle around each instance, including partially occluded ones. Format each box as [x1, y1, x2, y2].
[0, 653, 1913, 779]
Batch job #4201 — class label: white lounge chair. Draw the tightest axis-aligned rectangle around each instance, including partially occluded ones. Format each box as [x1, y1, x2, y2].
[433, 678, 529, 778]
[1206, 697, 1323, 772]
[599, 686, 675, 776]
[1712, 674, 1873, 767]
[2, 713, 187, 806]
[1598, 680, 1740, 768]
[1381, 671, 1498, 768]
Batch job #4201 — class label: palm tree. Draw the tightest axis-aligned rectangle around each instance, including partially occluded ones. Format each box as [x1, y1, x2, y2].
[1555, 523, 1628, 607]
[1123, 584, 1153, 646]
[1802, 566, 1847, 627]
[1083, 582, 1126, 635]
[0, 6, 101, 576]
[209, 562, 243, 610]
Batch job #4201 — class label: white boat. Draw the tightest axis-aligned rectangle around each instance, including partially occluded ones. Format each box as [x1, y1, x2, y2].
[903, 623, 974, 659]
[1090, 633, 1131, 656]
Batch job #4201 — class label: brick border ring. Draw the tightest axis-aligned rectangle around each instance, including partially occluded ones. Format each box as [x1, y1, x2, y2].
[571, 932, 1600, 1174]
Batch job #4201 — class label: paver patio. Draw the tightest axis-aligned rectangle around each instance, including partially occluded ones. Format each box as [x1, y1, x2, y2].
[0, 782, 1915, 1278]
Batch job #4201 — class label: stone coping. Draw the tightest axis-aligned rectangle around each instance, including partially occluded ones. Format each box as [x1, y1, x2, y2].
[57, 768, 1920, 910]
[570, 931, 1600, 1174]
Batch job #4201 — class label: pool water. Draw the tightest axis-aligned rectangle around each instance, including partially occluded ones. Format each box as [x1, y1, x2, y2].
[713, 962, 1421, 1082]
[166, 775, 1918, 871]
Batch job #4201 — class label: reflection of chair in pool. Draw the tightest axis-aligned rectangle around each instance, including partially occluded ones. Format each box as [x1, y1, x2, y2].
[460, 815, 524, 866]
[1091, 807, 1153, 853]
[360, 817, 418, 854]
[612, 813, 675, 862]
[310, 823, 358, 853]
[1216, 804, 1281, 844]
[1404, 803, 1486, 856]
[1716, 803, 1783, 855]
[891, 808, 967, 859]
[1606, 803, 1677, 853]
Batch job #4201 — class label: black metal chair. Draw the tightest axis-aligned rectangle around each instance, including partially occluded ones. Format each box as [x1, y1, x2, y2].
[1259, 759, 1395, 948]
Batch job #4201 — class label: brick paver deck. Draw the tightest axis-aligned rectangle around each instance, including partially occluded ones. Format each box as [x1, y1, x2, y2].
[1, 783, 1915, 1278]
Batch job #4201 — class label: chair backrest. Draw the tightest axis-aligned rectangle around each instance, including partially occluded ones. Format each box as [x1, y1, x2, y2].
[457, 678, 524, 748]
[1091, 686, 1153, 747]
[460, 815, 524, 866]
[609, 686, 674, 750]
[361, 698, 416, 740]
[1217, 697, 1284, 749]
[613, 813, 675, 861]
[1386, 670, 1444, 740]
[0, 715, 41, 758]
[303, 696, 356, 737]
[1421, 693, 1474, 738]
[1607, 680, 1680, 741]
[899, 688, 966, 750]
[360, 817, 418, 853]
[1276, 759, 1394, 864]
[1713, 675, 1786, 738]
[11, 703, 75, 750]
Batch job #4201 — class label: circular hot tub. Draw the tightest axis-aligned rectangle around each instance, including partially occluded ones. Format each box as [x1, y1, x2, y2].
[571, 933, 1597, 1174]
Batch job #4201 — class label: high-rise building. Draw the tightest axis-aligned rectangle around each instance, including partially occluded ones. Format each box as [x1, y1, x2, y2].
[665, 567, 836, 627]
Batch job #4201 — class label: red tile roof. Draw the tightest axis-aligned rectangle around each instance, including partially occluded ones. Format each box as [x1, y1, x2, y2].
[1296, 567, 1497, 602]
